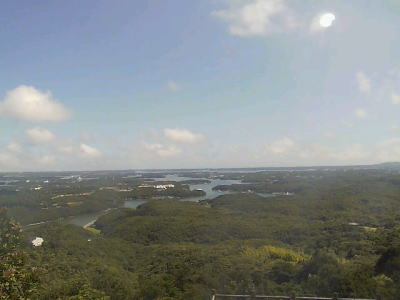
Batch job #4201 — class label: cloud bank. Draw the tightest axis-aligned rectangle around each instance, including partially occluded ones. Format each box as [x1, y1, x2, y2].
[0, 85, 71, 122]
[164, 128, 204, 144]
[26, 127, 55, 144]
[212, 0, 295, 36]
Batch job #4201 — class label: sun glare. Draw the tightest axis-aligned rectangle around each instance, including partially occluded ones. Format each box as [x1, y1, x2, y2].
[319, 13, 336, 28]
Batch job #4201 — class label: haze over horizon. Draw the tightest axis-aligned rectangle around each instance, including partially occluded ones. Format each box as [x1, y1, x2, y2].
[1, 0, 400, 171]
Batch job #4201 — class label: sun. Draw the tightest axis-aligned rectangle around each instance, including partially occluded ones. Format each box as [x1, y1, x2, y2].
[319, 13, 336, 28]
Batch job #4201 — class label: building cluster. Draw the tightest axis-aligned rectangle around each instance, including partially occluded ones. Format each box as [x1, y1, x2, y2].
[138, 184, 175, 190]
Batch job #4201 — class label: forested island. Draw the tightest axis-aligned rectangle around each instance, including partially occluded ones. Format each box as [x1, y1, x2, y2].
[1, 166, 400, 299]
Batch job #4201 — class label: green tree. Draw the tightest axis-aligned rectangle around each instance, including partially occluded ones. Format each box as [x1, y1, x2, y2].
[0, 209, 39, 299]
[66, 283, 110, 300]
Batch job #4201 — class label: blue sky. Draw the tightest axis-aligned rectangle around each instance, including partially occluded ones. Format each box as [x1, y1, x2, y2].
[1, 0, 400, 171]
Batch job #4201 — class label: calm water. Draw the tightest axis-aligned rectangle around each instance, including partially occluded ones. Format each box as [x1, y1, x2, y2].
[123, 199, 146, 209]
[68, 200, 146, 227]
[147, 174, 243, 202]
[66, 211, 108, 227]
[67, 175, 260, 227]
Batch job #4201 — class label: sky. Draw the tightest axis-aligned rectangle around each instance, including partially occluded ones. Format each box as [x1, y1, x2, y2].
[1, 0, 400, 171]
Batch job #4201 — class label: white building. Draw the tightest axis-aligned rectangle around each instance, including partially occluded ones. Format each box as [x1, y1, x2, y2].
[32, 237, 44, 247]
[155, 184, 175, 189]
[139, 184, 175, 189]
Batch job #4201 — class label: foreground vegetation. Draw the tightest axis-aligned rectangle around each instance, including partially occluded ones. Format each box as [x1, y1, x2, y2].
[1, 167, 400, 299]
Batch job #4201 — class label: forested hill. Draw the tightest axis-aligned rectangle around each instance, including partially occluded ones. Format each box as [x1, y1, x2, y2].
[19, 168, 400, 299]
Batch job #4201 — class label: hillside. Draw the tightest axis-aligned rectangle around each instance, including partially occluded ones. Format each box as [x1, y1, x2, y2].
[18, 168, 400, 299]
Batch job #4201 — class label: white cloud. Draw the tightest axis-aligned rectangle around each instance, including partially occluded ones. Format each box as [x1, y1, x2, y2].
[26, 127, 55, 144]
[391, 92, 400, 104]
[80, 143, 101, 158]
[144, 143, 182, 157]
[266, 137, 295, 154]
[7, 142, 23, 153]
[0, 85, 71, 122]
[356, 72, 371, 94]
[132, 128, 204, 161]
[212, 0, 296, 36]
[355, 108, 367, 119]
[164, 128, 205, 144]
[167, 81, 181, 91]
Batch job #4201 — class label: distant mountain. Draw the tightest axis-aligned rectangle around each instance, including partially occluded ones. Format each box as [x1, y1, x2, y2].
[372, 162, 400, 169]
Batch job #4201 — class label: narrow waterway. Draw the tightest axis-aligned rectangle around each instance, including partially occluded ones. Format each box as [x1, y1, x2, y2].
[149, 174, 244, 202]
[67, 174, 265, 227]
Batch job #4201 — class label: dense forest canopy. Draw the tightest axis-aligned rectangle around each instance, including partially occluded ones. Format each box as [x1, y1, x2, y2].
[0, 167, 400, 299]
